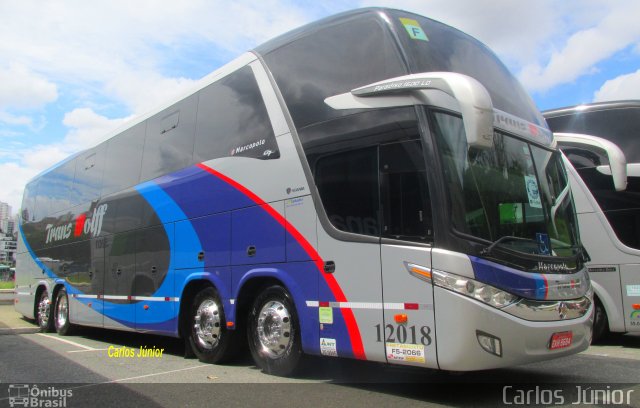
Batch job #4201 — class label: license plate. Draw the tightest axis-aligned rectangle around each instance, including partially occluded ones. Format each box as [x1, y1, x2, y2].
[549, 331, 573, 350]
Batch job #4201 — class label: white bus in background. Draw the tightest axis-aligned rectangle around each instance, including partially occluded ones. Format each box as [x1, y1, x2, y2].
[545, 101, 640, 341]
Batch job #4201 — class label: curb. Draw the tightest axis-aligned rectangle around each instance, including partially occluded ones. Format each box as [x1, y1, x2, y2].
[0, 289, 14, 305]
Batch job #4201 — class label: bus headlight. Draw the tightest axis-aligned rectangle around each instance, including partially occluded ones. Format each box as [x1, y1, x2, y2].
[432, 270, 518, 308]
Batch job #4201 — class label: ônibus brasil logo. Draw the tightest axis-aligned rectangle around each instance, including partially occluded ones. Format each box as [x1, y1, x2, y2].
[45, 204, 108, 245]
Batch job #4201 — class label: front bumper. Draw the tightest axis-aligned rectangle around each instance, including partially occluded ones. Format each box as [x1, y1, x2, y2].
[434, 286, 593, 371]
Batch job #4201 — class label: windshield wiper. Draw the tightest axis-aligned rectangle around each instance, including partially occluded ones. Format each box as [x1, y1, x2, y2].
[480, 235, 538, 255]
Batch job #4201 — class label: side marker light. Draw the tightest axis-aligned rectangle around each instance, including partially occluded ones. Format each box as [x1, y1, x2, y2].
[394, 314, 408, 324]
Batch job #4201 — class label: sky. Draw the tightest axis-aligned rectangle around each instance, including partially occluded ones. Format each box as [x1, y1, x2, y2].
[1, 0, 639, 212]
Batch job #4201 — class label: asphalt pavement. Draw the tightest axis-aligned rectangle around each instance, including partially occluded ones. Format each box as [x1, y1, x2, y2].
[0, 304, 639, 407]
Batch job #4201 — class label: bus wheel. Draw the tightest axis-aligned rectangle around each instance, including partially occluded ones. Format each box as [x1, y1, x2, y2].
[36, 289, 54, 332]
[247, 286, 302, 376]
[188, 287, 234, 364]
[54, 288, 75, 335]
[592, 298, 610, 344]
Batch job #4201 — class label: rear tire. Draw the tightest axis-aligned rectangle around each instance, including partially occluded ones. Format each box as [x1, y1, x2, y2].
[36, 289, 54, 333]
[187, 287, 236, 364]
[591, 298, 609, 344]
[247, 285, 302, 376]
[54, 288, 75, 335]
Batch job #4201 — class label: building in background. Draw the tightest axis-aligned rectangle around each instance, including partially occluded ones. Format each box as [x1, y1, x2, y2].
[0, 202, 16, 266]
[0, 202, 10, 222]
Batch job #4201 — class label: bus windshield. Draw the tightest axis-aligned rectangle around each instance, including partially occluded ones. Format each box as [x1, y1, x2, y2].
[433, 111, 580, 258]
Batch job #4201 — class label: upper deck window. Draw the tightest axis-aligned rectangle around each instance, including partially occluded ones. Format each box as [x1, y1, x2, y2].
[261, 16, 407, 129]
[194, 66, 278, 163]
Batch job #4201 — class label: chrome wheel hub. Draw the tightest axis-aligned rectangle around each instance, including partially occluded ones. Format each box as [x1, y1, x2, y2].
[256, 300, 292, 358]
[38, 295, 50, 327]
[56, 295, 68, 328]
[194, 299, 221, 349]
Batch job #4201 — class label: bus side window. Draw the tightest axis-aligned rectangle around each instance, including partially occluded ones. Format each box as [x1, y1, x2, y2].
[193, 66, 278, 163]
[101, 122, 146, 197]
[559, 142, 615, 192]
[314, 147, 380, 237]
[306, 108, 433, 243]
[21, 180, 38, 223]
[380, 140, 433, 242]
[141, 94, 198, 181]
[36, 158, 78, 217]
[73, 144, 107, 204]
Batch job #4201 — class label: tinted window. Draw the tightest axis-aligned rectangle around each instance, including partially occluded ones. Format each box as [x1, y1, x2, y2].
[141, 94, 198, 181]
[380, 140, 432, 240]
[560, 143, 610, 169]
[547, 107, 640, 250]
[573, 165, 640, 250]
[307, 108, 432, 242]
[545, 107, 640, 163]
[37, 158, 78, 216]
[389, 10, 544, 127]
[101, 122, 146, 196]
[262, 17, 407, 129]
[603, 208, 640, 250]
[73, 144, 106, 204]
[21, 180, 38, 223]
[315, 147, 380, 236]
[193, 66, 278, 163]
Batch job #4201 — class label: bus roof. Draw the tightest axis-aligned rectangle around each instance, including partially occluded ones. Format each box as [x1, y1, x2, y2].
[543, 100, 640, 118]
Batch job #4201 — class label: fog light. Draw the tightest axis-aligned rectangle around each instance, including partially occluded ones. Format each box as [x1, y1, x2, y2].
[476, 330, 502, 357]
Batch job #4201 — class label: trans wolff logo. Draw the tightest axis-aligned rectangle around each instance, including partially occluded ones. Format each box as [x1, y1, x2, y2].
[44, 204, 108, 244]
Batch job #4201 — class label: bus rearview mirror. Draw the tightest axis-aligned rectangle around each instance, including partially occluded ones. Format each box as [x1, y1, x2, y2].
[554, 132, 628, 191]
[325, 72, 494, 149]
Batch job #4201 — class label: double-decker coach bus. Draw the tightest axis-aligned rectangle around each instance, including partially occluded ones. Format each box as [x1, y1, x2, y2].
[544, 101, 640, 341]
[16, 8, 592, 375]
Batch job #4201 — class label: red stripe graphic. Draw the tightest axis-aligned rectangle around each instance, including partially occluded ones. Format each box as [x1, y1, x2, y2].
[196, 163, 366, 360]
[74, 213, 87, 237]
[540, 273, 549, 300]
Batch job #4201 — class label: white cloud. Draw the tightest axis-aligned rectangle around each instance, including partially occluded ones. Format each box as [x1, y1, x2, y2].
[104, 72, 199, 115]
[1, 108, 132, 211]
[0, 112, 34, 127]
[0, 64, 58, 110]
[518, 2, 640, 92]
[594, 69, 640, 102]
[0, 1, 310, 108]
[362, 0, 561, 68]
[62, 108, 133, 149]
[0, 162, 37, 215]
[363, 1, 640, 95]
[0, 0, 313, 211]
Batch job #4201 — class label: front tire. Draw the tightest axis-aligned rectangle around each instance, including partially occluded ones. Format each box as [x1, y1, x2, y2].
[36, 289, 54, 333]
[592, 298, 610, 343]
[54, 288, 75, 335]
[187, 287, 235, 364]
[247, 286, 302, 376]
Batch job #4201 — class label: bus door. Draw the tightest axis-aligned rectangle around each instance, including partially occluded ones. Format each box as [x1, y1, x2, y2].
[378, 140, 437, 368]
[309, 108, 437, 363]
[72, 236, 105, 327]
[313, 143, 385, 362]
[103, 231, 136, 330]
